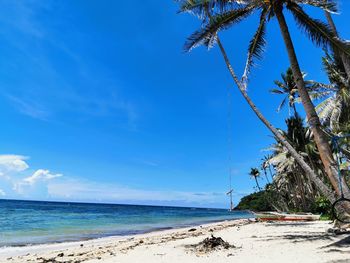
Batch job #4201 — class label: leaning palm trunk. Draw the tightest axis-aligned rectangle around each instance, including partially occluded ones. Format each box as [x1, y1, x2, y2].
[255, 177, 261, 191]
[215, 37, 336, 203]
[324, 11, 350, 77]
[274, 7, 350, 200]
[263, 169, 270, 184]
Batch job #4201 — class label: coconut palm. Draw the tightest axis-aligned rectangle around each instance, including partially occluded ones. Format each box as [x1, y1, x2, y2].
[178, 0, 349, 199]
[313, 52, 350, 133]
[271, 68, 299, 115]
[250, 167, 262, 191]
[262, 154, 274, 181]
[260, 159, 270, 184]
[323, 10, 350, 78]
[270, 67, 316, 115]
[268, 114, 323, 211]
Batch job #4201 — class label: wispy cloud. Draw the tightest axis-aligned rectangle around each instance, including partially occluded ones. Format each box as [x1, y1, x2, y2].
[0, 1, 139, 130]
[0, 0, 48, 39]
[6, 95, 50, 121]
[137, 159, 159, 167]
[0, 189, 5, 196]
[47, 178, 226, 207]
[0, 154, 228, 207]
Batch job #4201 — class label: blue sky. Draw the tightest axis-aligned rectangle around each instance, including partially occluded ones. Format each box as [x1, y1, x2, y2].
[0, 0, 349, 208]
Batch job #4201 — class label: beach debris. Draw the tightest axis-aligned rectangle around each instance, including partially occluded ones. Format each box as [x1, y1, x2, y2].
[327, 227, 350, 235]
[36, 256, 82, 263]
[186, 235, 235, 254]
[57, 252, 64, 257]
[188, 228, 196, 232]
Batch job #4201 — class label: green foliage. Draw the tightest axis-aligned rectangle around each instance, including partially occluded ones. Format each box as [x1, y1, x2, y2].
[311, 196, 332, 217]
[235, 190, 275, 211]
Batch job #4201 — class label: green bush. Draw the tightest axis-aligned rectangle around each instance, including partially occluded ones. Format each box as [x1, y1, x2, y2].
[312, 196, 332, 217]
[235, 190, 275, 211]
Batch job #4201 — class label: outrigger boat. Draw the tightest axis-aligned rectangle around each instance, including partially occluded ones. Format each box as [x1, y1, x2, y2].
[254, 211, 320, 221]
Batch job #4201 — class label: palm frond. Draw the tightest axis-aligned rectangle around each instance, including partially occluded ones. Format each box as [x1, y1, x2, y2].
[177, 0, 241, 18]
[277, 97, 287, 113]
[270, 88, 284, 94]
[315, 96, 336, 123]
[287, 2, 350, 57]
[329, 100, 342, 130]
[184, 5, 255, 51]
[295, 0, 338, 13]
[241, 8, 268, 85]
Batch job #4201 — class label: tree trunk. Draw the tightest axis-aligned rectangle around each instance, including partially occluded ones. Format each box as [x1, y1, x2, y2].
[292, 103, 298, 117]
[268, 165, 274, 181]
[215, 37, 336, 203]
[264, 169, 270, 184]
[324, 11, 350, 78]
[255, 177, 261, 191]
[274, 7, 350, 199]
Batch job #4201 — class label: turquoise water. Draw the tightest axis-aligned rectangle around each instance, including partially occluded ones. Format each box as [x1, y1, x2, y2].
[0, 199, 253, 247]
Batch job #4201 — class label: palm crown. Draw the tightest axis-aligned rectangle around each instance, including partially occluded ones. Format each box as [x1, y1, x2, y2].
[178, 0, 348, 84]
[270, 67, 316, 115]
[315, 52, 350, 132]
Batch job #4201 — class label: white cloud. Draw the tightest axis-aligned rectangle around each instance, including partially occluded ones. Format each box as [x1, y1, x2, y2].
[0, 154, 62, 196]
[23, 169, 62, 185]
[0, 189, 5, 196]
[0, 155, 29, 173]
[14, 169, 62, 195]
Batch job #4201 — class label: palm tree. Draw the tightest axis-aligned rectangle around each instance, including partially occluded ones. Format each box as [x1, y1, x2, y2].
[313, 52, 350, 133]
[268, 115, 323, 211]
[260, 160, 270, 184]
[178, 0, 349, 199]
[273, 1, 348, 197]
[250, 168, 262, 191]
[262, 154, 274, 181]
[323, 10, 350, 78]
[270, 67, 316, 115]
[214, 37, 335, 202]
[271, 68, 299, 115]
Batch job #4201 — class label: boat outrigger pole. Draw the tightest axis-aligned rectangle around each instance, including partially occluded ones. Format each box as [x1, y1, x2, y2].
[226, 189, 234, 211]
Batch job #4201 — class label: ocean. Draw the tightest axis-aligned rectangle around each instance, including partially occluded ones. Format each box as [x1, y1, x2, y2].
[0, 199, 253, 247]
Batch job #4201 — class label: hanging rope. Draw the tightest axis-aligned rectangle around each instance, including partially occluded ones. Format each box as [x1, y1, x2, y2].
[226, 79, 234, 211]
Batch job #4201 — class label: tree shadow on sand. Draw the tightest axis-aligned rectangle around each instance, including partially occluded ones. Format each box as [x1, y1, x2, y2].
[264, 222, 316, 228]
[260, 233, 334, 243]
[323, 235, 350, 249]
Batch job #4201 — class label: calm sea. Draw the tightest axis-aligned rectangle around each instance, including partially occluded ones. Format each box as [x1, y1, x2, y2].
[0, 199, 253, 247]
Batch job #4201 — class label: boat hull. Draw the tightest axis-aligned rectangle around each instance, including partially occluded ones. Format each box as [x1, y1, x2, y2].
[255, 212, 320, 221]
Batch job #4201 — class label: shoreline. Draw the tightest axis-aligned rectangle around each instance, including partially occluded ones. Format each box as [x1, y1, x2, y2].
[0, 216, 253, 248]
[2, 219, 350, 263]
[0, 218, 253, 261]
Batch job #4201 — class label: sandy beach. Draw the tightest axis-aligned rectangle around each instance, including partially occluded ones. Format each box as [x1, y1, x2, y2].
[1, 219, 349, 263]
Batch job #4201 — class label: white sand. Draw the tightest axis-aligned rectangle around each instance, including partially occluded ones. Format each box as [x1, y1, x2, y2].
[1, 219, 350, 263]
